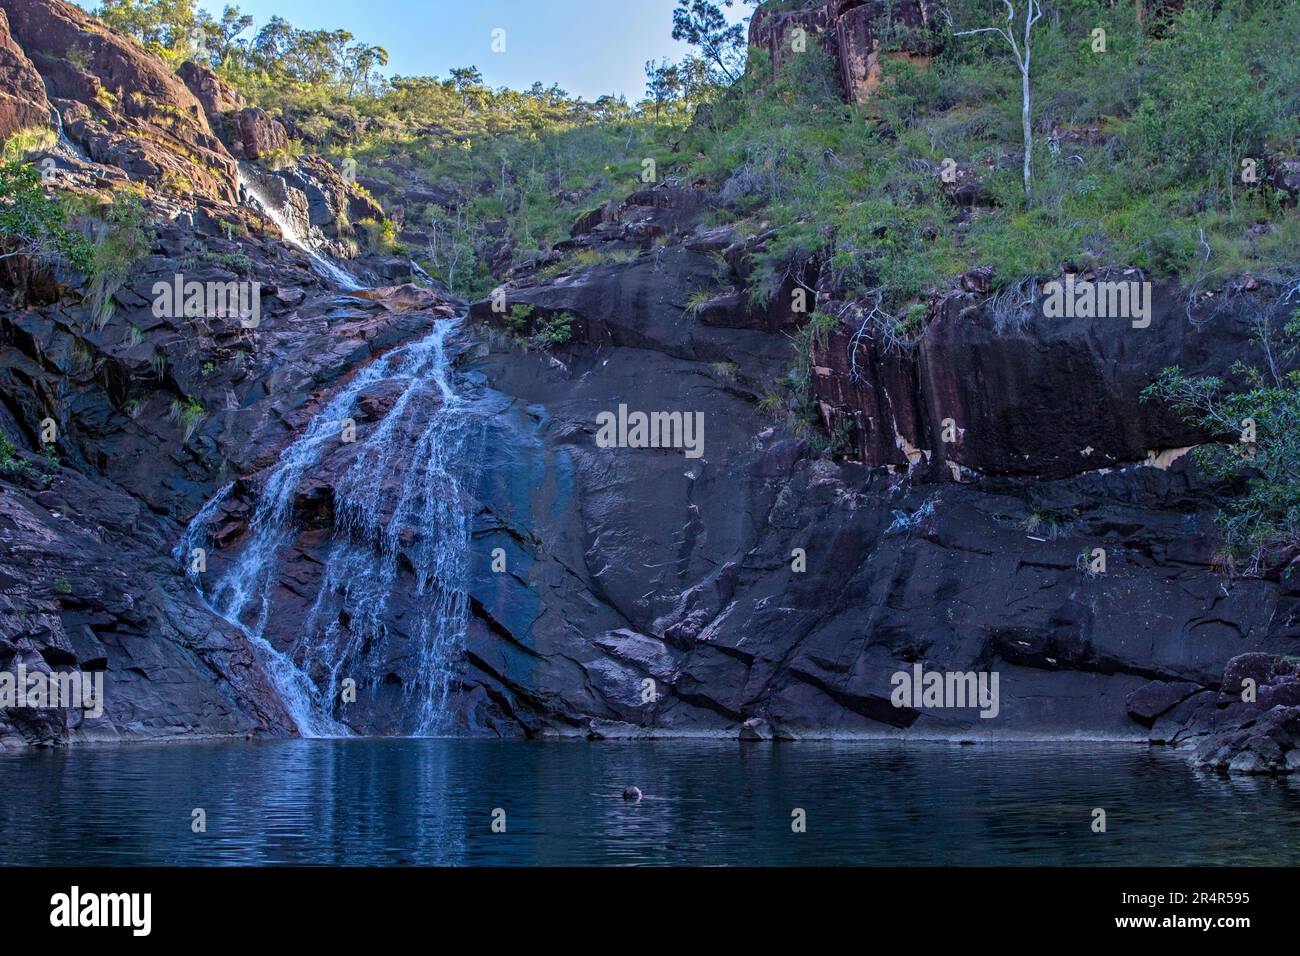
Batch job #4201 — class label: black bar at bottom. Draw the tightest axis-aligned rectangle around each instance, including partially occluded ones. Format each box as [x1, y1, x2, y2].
[0, 866, 1278, 941]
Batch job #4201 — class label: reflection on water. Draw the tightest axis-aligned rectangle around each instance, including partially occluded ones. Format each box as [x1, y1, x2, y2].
[0, 739, 1296, 866]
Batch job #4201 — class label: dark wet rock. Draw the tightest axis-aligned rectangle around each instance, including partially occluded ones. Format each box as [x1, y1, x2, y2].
[810, 279, 1281, 480]
[571, 200, 620, 237]
[1126, 680, 1203, 727]
[1194, 706, 1300, 774]
[343, 283, 459, 314]
[1265, 148, 1300, 208]
[1, 0, 1297, 757]
[1220, 652, 1291, 701]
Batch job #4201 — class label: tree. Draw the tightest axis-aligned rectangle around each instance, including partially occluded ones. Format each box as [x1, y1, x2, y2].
[195, 4, 252, 68]
[670, 0, 748, 84]
[644, 58, 680, 120]
[449, 67, 485, 120]
[96, 0, 199, 62]
[344, 44, 389, 97]
[1143, 345, 1300, 575]
[955, 0, 1043, 200]
[1133, 6, 1271, 209]
[0, 161, 91, 271]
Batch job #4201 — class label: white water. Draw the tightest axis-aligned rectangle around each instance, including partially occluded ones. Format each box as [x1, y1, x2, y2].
[237, 165, 365, 291]
[47, 105, 91, 164]
[180, 319, 478, 736]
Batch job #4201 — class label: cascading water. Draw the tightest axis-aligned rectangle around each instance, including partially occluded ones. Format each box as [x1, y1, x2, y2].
[180, 319, 481, 736]
[237, 163, 365, 291]
[49, 106, 90, 165]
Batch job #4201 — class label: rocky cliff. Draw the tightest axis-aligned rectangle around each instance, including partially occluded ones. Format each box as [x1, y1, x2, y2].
[1, 0, 1297, 773]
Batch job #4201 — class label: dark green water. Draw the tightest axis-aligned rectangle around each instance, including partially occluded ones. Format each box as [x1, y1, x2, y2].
[1, 739, 1296, 866]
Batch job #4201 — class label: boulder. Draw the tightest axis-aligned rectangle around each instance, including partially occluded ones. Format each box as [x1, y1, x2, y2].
[283, 154, 383, 233]
[1194, 706, 1300, 774]
[1270, 157, 1300, 209]
[835, 0, 935, 106]
[1125, 680, 1202, 727]
[342, 283, 457, 314]
[0, 8, 50, 141]
[231, 106, 287, 162]
[0, 0, 237, 202]
[176, 60, 246, 120]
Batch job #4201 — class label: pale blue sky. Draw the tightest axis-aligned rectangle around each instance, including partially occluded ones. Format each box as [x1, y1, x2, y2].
[74, 0, 753, 101]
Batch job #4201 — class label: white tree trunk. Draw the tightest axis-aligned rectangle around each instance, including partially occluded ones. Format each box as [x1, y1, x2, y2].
[1021, 63, 1032, 199]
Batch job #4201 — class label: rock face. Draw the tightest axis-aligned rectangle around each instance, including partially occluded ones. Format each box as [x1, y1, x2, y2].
[176, 60, 246, 119]
[231, 106, 287, 161]
[240, 155, 383, 259]
[0, 7, 49, 141]
[834, 0, 934, 105]
[176, 61, 288, 162]
[440, 191, 1297, 752]
[809, 281, 1251, 480]
[0, 0, 428, 747]
[0, 197, 460, 747]
[0, 0, 238, 203]
[749, 0, 936, 106]
[0, 0, 1296, 773]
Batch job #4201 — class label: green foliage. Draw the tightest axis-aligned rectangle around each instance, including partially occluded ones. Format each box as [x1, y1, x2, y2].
[96, 0, 205, 65]
[504, 303, 535, 339]
[685, 287, 719, 315]
[806, 309, 840, 346]
[677, 0, 1299, 310]
[500, 303, 575, 348]
[534, 311, 576, 347]
[0, 431, 23, 475]
[0, 160, 92, 272]
[388, 119, 672, 298]
[1, 128, 57, 163]
[199, 247, 253, 273]
[81, 190, 154, 328]
[1141, 314, 1300, 572]
[356, 217, 403, 254]
[1133, 4, 1274, 205]
[168, 395, 207, 441]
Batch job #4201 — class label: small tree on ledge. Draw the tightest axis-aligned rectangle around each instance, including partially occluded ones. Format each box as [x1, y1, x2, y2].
[954, 0, 1043, 201]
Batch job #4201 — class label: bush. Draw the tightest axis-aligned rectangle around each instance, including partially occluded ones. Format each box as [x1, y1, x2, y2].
[1141, 315, 1300, 573]
[1134, 5, 1273, 204]
[80, 189, 154, 327]
[0, 160, 92, 272]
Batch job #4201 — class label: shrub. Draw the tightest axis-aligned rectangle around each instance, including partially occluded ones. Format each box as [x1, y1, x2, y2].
[80, 189, 154, 327]
[1141, 316, 1300, 573]
[1134, 5, 1273, 205]
[0, 160, 92, 272]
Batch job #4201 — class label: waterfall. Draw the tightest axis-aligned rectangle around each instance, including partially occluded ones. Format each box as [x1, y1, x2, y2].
[237, 164, 365, 292]
[180, 319, 480, 736]
[48, 105, 90, 164]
